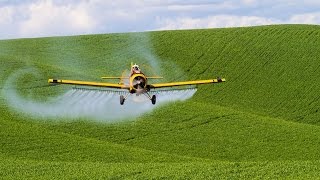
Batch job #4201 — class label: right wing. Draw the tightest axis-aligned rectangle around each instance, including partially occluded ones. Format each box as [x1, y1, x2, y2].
[150, 78, 225, 89]
[48, 79, 129, 89]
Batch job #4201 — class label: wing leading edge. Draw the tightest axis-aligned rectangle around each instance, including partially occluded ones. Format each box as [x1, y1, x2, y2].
[150, 78, 225, 88]
[48, 79, 128, 89]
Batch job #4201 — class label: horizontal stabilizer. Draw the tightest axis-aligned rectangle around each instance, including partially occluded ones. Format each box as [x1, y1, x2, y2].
[146, 76, 163, 79]
[101, 76, 163, 79]
[101, 77, 129, 79]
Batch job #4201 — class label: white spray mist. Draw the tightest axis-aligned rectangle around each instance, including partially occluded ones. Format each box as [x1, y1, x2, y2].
[2, 68, 196, 122]
[2, 33, 197, 122]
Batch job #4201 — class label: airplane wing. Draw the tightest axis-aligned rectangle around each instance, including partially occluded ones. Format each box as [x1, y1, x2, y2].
[149, 78, 225, 88]
[48, 79, 129, 89]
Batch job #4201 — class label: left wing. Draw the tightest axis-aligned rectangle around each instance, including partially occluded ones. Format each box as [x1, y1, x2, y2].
[149, 78, 225, 88]
[48, 79, 129, 89]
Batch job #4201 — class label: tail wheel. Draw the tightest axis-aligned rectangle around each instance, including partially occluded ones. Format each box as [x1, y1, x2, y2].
[151, 95, 156, 105]
[120, 95, 125, 105]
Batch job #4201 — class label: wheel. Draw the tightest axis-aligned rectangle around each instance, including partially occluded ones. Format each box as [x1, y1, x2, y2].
[151, 95, 156, 105]
[120, 95, 125, 105]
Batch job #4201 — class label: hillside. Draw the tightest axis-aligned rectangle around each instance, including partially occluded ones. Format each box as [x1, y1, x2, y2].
[1, 25, 320, 178]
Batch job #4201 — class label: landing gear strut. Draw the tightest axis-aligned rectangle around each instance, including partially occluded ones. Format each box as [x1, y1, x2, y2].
[120, 93, 156, 105]
[143, 93, 156, 105]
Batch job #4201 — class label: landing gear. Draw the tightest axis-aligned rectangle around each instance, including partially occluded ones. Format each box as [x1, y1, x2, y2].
[120, 93, 156, 105]
[120, 94, 130, 105]
[143, 93, 156, 105]
[151, 95, 156, 105]
[120, 95, 125, 105]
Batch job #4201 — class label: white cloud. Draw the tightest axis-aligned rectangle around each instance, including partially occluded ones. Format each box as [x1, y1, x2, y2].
[0, 6, 20, 39]
[167, 2, 236, 12]
[155, 15, 280, 30]
[241, 0, 257, 6]
[0, 6, 14, 24]
[289, 12, 320, 24]
[0, 1, 320, 39]
[19, 0, 96, 37]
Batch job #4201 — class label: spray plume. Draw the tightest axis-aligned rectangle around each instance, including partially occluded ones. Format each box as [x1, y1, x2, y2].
[2, 68, 196, 122]
[2, 33, 196, 122]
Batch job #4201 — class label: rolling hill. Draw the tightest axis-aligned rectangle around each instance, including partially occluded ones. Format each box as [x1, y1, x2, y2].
[0, 24, 320, 178]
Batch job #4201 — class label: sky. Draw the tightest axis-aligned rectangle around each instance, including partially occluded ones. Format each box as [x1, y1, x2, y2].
[0, 0, 320, 39]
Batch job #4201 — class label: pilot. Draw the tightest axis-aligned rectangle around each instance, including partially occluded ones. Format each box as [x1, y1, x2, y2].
[131, 64, 141, 75]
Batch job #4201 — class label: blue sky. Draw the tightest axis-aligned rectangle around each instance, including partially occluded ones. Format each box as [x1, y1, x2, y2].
[0, 0, 319, 39]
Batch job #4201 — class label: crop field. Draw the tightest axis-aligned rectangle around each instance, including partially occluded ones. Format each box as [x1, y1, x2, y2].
[0, 25, 320, 178]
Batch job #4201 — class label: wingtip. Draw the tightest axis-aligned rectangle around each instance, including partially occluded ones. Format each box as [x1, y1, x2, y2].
[217, 77, 226, 82]
[48, 79, 60, 83]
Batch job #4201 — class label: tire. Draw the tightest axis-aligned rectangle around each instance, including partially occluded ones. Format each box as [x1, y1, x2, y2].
[151, 95, 156, 105]
[120, 95, 125, 105]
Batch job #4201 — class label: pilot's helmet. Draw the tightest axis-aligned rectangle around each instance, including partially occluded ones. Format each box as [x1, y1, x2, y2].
[133, 64, 140, 70]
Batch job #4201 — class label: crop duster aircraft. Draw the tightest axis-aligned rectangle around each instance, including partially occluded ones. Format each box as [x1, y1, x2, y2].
[48, 63, 225, 105]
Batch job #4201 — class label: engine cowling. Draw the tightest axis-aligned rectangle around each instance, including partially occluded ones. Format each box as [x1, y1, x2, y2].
[130, 73, 147, 93]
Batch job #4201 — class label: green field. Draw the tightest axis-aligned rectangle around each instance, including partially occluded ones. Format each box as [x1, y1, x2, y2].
[1, 24, 320, 179]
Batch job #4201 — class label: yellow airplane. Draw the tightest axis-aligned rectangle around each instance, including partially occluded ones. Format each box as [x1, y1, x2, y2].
[48, 63, 225, 105]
